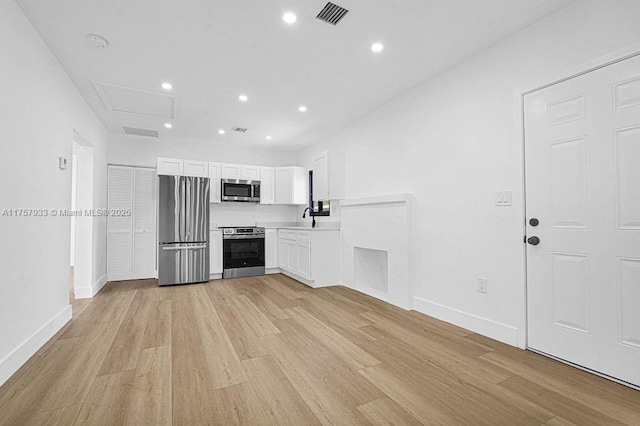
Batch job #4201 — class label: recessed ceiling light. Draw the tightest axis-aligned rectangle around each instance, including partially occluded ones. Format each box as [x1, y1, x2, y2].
[371, 42, 384, 53]
[218, 129, 225, 134]
[161, 82, 172, 90]
[164, 123, 172, 129]
[283, 12, 297, 24]
[266, 135, 272, 140]
[238, 94, 248, 102]
[298, 106, 307, 112]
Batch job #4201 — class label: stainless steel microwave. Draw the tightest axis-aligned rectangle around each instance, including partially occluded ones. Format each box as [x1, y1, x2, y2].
[221, 179, 260, 202]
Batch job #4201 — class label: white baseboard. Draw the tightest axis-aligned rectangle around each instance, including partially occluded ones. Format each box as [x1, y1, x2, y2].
[75, 274, 107, 299]
[265, 268, 280, 275]
[353, 286, 390, 304]
[0, 305, 72, 387]
[412, 296, 519, 347]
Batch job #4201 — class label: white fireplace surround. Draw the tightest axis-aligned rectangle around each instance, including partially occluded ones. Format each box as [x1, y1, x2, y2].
[340, 193, 414, 309]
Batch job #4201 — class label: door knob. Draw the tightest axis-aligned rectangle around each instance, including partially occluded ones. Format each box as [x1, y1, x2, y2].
[527, 236, 540, 245]
[529, 218, 539, 226]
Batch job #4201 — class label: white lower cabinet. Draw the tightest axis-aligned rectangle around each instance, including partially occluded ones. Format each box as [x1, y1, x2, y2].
[277, 228, 340, 287]
[296, 241, 311, 280]
[209, 230, 223, 277]
[265, 229, 278, 269]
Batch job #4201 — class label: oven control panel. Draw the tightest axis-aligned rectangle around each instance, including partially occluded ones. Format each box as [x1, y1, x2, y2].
[221, 227, 265, 236]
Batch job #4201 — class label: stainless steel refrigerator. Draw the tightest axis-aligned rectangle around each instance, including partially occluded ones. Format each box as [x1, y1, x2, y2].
[158, 175, 210, 286]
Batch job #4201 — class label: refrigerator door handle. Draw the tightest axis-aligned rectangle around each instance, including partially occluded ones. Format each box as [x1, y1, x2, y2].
[180, 177, 187, 241]
[162, 245, 207, 251]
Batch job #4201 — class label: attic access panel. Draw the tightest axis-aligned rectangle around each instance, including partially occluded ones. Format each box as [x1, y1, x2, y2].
[93, 81, 177, 119]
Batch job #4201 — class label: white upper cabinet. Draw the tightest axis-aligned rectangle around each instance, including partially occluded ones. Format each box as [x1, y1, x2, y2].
[275, 166, 306, 205]
[313, 151, 345, 200]
[260, 167, 275, 204]
[158, 158, 304, 206]
[183, 160, 209, 177]
[221, 163, 242, 179]
[241, 165, 260, 181]
[209, 162, 221, 203]
[157, 157, 208, 177]
[157, 157, 183, 176]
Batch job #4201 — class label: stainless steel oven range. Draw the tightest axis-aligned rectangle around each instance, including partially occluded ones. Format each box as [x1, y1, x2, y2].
[222, 226, 265, 278]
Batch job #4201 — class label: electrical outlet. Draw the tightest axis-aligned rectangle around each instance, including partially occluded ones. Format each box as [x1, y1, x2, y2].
[477, 277, 488, 293]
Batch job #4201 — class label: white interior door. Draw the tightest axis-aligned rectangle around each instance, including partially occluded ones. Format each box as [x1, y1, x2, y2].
[525, 54, 640, 387]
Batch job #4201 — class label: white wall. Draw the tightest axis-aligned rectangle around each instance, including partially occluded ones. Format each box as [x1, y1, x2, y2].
[298, 0, 640, 346]
[108, 134, 298, 168]
[0, 0, 109, 385]
[210, 204, 297, 228]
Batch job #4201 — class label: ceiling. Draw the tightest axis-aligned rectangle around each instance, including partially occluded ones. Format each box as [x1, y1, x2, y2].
[16, 0, 573, 148]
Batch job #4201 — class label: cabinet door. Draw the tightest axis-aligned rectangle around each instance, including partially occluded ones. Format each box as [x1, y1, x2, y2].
[313, 152, 329, 201]
[184, 160, 209, 177]
[133, 168, 157, 278]
[312, 151, 345, 200]
[278, 238, 289, 270]
[260, 167, 275, 204]
[290, 167, 307, 205]
[210, 230, 222, 274]
[265, 229, 278, 269]
[241, 165, 260, 181]
[296, 241, 311, 279]
[287, 240, 297, 272]
[221, 163, 242, 179]
[275, 167, 293, 204]
[209, 162, 221, 203]
[157, 157, 183, 176]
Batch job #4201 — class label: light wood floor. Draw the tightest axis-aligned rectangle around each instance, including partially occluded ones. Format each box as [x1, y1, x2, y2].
[1, 274, 638, 425]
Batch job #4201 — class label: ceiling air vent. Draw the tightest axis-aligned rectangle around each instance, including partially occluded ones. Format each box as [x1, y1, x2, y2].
[123, 126, 159, 138]
[316, 2, 349, 26]
[232, 126, 249, 133]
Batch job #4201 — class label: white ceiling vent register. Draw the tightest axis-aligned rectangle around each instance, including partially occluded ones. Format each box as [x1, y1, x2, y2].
[123, 126, 159, 138]
[232, 126, 249, 133]
[316, 2, 349, 26]
[92, 81, 177, 119]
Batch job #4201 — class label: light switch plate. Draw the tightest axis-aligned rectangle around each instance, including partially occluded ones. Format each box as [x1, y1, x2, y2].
[477, 277, 488, 293]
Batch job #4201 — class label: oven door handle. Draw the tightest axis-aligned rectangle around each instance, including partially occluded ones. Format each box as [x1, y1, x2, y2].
[162, 245, 207, 251]
[223, 235, 265, 240]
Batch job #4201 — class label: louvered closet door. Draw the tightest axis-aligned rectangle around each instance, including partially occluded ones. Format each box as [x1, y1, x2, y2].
[107, 166, 133, 280]
[133, 168, 157, 278]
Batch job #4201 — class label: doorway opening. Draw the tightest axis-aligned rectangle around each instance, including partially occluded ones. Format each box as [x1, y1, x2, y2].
[70, 131, 94, 302]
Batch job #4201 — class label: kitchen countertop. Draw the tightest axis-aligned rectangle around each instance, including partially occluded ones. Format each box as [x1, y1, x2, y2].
[275, 226, 340, 231]
[211, 222, 341, 230]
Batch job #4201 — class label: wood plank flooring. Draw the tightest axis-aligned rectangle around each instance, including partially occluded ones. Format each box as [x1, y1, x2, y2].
[1, 274, 638, 425]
